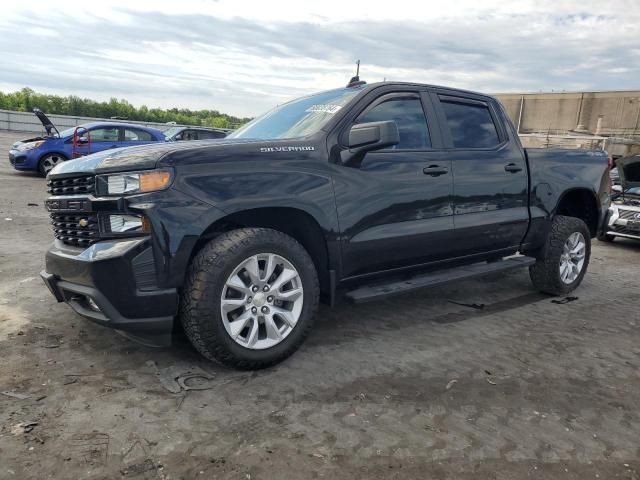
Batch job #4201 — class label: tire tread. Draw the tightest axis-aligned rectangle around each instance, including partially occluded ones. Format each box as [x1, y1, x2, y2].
[180, 228, 319, 369]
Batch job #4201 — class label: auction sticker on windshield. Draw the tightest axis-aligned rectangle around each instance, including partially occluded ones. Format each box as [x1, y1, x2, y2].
[305, 104, 343, 114]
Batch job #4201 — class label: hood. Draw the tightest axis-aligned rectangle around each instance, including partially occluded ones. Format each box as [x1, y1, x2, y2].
[33, 108, 59, 137]
[49, 137, 309, 178]
[11, 135, 47, 149]
[616, 154, 640, 189]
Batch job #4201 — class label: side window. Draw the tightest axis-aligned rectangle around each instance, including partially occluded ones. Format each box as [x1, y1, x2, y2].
[183, 130, 198, 141]
[199, 130, 226, 139]
[89, 127, 120, 143]
[439, 98, 500, 148]
[123, 128, 154, 142]
[356, 97, 431, 150]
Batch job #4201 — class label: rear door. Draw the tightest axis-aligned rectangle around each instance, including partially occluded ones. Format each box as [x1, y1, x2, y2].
[86, 126, 122, 153]
[121, 127, 160, 147]
[333, 89, 455, 278]
[431, 91, 529, 256]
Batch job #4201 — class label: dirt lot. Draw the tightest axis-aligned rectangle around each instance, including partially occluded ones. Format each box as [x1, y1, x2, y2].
[0, 130, 639, 480]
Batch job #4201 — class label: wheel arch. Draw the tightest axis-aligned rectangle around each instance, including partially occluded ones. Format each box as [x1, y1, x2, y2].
[553, 187, 600, 237]
[191, 207, 333, 298]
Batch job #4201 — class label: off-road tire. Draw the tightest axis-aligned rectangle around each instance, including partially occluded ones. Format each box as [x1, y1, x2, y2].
[180, 228, 319, 369]
[529, 215, 591, 295]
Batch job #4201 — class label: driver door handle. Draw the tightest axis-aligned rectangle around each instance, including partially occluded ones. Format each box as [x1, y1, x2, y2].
[423, 165, 448, 176]
[504, 163, 523, 173]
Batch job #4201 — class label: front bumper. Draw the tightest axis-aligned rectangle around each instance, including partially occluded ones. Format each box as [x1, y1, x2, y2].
[9, 148, 38, 171]
[41, 237, 178, 346]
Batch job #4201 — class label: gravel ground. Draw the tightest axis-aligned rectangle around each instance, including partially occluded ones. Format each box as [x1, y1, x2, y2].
[0, 130, 639, 480]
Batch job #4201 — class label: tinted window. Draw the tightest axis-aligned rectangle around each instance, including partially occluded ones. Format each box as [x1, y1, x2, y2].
[89, 127, 119, 142]
[198, 130, 226, 139]
[440, 99, 500, 148]
[356, 98, 431, 150]
[123, 128, 154, 141]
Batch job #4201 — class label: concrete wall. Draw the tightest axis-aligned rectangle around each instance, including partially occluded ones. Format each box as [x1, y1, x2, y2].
[495, 90, 640, 137]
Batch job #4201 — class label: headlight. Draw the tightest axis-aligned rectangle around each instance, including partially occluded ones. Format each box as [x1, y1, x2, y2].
[16, 140, 45, 151]
[96, 169, 173, 196]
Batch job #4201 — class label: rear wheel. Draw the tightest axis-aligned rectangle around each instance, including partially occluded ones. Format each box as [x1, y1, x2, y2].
[529, 215, 591, 295]
[180, 228, 319, 369]
[38, 153, 67, 176]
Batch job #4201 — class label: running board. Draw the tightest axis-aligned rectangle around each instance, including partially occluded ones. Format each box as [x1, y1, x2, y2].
[345, 256, 536, 304]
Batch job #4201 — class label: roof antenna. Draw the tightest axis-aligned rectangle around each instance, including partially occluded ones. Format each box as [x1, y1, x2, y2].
[346, 60, 366, 87]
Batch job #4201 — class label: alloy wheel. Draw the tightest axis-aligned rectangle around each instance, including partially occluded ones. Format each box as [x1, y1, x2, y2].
[41, 154, 65, 174]
[559, 232, 586, 284]
[220, 253, 304, 349]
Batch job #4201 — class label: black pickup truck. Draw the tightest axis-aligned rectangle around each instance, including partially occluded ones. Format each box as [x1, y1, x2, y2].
[41, 80, 611, 369]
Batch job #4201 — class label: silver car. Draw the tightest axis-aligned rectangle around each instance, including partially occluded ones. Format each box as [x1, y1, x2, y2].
[602, 154, 640, 241]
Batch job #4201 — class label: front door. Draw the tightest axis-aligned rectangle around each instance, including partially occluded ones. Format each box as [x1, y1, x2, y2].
[87, 126, 122, 153]
[333, 91, 455, 278]
[432, 92, 529, 256]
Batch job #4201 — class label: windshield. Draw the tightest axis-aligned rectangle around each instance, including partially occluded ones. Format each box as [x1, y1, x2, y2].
[228, 86, 365, 140]
[163, 126, 183, 139]
[58, 127, 76, 138]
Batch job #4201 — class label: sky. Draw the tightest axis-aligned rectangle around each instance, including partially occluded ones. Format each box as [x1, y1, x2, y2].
[1, 0, 639, 117]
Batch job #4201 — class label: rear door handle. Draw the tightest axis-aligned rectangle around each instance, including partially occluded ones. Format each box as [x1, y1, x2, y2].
[423, 165, 449, 176]
[504, 163, 523, 173]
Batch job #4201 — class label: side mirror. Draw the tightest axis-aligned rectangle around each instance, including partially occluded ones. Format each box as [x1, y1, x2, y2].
[340, 120, 399, 165]
[78, 136, 88, 144]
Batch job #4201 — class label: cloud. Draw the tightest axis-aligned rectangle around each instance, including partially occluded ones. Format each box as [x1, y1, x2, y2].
[0, 1, 639, 117]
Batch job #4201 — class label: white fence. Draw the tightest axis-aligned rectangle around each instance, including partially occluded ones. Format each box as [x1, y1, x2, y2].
[0, 109, 188, 134]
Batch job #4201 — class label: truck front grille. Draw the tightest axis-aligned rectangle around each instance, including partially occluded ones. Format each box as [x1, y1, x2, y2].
[617, 208, 640, 221]
[50, 213, 100, 247]
[47, 175, 95, 195]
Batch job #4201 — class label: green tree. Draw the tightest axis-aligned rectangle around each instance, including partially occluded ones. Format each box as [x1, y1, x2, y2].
[0, 87, 251, 127]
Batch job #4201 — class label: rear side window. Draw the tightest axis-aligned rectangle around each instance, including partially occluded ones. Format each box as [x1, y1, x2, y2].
[356, 98, 431, 150]
[440, 99, 500, 148]
[123, 128, 154, 141]
[89, 127, 120, 142]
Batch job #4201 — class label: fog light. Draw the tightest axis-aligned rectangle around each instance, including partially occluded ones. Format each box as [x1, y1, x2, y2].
[86, 297, 101, 312]
[105, 214, 151, 234]
[109, 214, 142, 233]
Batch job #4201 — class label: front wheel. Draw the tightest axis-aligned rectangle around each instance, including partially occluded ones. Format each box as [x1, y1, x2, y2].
[38, 153, 67, 176]
[529, 215, 591, 295]
[180, 228, 319, 369]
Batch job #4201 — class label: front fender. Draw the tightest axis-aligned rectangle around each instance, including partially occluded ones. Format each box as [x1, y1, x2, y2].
[173, 161, 339, 236]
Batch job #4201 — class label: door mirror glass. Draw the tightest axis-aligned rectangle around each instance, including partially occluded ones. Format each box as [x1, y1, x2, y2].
[342, 120, 399, 165]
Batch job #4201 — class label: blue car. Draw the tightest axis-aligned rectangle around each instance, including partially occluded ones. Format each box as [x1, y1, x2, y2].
[9, 109, 166, 175]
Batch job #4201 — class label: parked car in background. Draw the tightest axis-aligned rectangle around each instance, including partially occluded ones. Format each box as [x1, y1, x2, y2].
[163, 126, 231, 141]
[8, 109, 166, 175]
[601, 154, 640, 242]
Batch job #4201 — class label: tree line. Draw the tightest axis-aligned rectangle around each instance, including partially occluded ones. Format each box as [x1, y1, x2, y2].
[0, 87, 251, 128]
